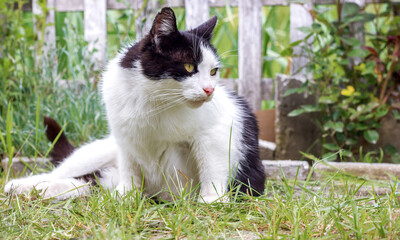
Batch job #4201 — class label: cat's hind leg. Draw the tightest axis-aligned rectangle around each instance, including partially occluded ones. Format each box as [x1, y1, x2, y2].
[4, 136, 118, 199]
[4, 174, 90, 200]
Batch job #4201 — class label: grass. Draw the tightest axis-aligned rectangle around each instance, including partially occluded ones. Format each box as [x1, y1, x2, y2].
[1, 2, 399, 239]
[1, 166, 400, 239]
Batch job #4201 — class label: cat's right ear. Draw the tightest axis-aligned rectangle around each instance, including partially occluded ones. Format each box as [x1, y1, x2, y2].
[150, 7, 179, 53]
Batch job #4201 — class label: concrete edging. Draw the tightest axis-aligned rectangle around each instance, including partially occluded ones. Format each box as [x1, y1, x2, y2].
[2, 157, 400, 181]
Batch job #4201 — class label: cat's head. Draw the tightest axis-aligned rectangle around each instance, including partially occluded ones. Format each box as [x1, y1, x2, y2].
[120, 7, 220, 107]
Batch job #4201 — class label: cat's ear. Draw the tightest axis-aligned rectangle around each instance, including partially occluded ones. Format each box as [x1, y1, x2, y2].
[150, 7, 179, 52]
[189, 16, 217, 42]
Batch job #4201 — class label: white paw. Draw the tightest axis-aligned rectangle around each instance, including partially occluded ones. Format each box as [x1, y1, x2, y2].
[4, 176, 91, 200]
[4, 175, 49, 195]
[200, 193, 227, 203]
[115, 183, 132, 196]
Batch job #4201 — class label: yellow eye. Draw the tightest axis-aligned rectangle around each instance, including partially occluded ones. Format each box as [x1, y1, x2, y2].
[184, 64, 195, 73]
[210, 68, 218, 76]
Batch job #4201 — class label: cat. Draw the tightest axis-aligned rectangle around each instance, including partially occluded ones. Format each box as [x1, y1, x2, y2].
[4, 7, 266, 203]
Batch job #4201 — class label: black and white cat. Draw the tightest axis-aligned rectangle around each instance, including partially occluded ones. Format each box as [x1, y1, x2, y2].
[4, 8, 265, 202]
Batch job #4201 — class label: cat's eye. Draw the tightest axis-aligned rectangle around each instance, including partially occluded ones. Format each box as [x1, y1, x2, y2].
[184, 64, 195, 73]
[210, 68, 218, 76]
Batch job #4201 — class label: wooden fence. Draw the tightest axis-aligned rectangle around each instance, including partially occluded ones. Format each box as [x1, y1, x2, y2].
[28, 0, 387, 111]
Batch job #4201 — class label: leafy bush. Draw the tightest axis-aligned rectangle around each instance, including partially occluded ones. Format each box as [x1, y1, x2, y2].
[286, 2, 400, 161]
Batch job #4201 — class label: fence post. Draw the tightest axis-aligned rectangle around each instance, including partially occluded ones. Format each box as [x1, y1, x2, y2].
[289, 2, 313, 77]
[32, 0, 56, 54]
[238, 0, 262, 111]
[84, 0, 107, 69]
[185, 0, 209, 29]
[135, 0, 161, 41]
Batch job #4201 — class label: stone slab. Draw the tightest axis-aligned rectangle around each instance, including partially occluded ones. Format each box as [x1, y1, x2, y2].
[2, 157, 51, 176]
[262, 160, 310, 180]
[312, 162, 400, 180]
[259, 139, 276, 160]
[274, 74, 321, 160]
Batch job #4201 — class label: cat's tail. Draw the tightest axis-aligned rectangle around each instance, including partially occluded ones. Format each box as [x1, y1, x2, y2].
[43, 116, 75, 166]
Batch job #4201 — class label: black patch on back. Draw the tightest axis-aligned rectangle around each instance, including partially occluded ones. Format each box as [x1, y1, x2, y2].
[227, 93, 266, 196]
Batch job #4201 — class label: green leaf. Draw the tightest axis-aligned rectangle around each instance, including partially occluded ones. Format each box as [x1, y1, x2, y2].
[283, 87, 306, 97]
[324, 121, 344, 132]
[323, 143, 340, 151]
[297, 26, 312, 34]
[311, 23, 322, 31]
[318, 95, 337, 104]
[339, 37, 361, 47]
[341, 2, 360, 18]
[340, 149, 353, 157]
[301, 105, 320, 112]
[375, 107, 389, 119]
[289, 39, 303, 47]
[348, 48, 369, 58]
[280, 47, 293, 57]
[322, 152, 338, 161]
[345, 138, 358, 146]
[363, 130, 379, 144]
[288, 108, 306, 117]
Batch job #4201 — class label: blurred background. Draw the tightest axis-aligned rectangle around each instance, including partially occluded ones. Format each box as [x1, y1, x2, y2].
[1, 0, 399, 164]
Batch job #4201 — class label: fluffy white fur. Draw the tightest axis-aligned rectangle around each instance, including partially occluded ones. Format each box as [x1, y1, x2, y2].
[4, 44, 247, 203]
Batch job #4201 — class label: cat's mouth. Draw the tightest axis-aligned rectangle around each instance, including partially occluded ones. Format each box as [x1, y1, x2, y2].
[187, 96, 212, 108]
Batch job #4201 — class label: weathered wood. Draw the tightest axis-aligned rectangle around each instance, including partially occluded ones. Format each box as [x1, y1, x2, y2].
[184, 0, 209, 30]
[45, 0, 56, 46]
[219, 78, 274, 101]
[32, 0, 56, 49]
[135, 0, 161, 41]
[22, 0, 389, 11]
[84, 0, 107, 69]
[289, 2, 313, 77]
[238, 0, 262, 111]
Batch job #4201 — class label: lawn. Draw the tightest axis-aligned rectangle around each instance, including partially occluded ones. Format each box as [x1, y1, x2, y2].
[1, 168, 399, 239]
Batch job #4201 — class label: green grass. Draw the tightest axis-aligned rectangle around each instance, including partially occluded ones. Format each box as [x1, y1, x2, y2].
[2, 3, 399, 239]
[1, 167, 399, 239]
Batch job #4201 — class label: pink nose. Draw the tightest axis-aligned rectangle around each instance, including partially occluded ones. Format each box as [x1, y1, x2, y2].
[203, 87, 214, 96]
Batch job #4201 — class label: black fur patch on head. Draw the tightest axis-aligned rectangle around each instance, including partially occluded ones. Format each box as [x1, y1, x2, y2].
[227, 93, 266, 197]
[119, 7, 218, 81]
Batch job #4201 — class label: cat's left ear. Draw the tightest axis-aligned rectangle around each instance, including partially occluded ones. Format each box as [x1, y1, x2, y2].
[188, 16, 218, 42]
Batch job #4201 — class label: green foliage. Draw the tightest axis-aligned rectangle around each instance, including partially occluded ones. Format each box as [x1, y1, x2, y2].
[0, 1, 107, 158]
[285, 2, 400, 161]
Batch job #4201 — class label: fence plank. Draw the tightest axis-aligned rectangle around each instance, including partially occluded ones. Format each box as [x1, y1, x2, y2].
[22, 0, 388, 12]
[84, 0, 107, 69]
[135, 0, 161, 40]
[238, 0, 262, 111]
[289, 2, 313, 77]
[185, 0, 209, 29]
[32, 0, 56, 57]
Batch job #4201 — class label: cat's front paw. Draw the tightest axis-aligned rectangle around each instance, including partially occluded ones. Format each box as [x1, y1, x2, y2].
[115, 183, 132, 196]
[200, 193, 227, 203]
[4, 177, 46, 195]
